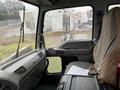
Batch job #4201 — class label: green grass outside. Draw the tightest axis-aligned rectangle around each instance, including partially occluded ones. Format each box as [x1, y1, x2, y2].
[44, 33, 63, 73]
[47, 57, 62, 73]
[0, 36, 35, 61]
[0, 30, 92, 73]
[0, 35, 61, 73]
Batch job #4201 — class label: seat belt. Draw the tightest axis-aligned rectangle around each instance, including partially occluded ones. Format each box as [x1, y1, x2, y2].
[94, 11, 103, 44]
[104, 33, 117, 57]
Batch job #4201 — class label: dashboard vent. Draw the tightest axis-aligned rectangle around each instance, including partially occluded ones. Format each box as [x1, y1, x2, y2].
[0, 80, 17, 90]
[3, 86, 11, 90]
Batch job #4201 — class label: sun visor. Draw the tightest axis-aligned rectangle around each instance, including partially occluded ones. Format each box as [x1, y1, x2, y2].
[21, 0, 58, 6]
[37, 0, 58, 5]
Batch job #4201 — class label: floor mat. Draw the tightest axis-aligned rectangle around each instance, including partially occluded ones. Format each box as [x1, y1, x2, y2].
[33, 83, 57, 90]
[33, 75, 60, 90]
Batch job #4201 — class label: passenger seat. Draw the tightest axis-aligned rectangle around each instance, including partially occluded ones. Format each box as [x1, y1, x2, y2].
[64, 7, 120, 88]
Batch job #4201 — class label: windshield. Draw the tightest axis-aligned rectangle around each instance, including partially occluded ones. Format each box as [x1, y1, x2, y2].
[0, 0, 39, 63]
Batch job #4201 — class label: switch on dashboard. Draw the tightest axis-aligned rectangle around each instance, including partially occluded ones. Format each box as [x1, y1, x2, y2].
[15, 66, 27, 74]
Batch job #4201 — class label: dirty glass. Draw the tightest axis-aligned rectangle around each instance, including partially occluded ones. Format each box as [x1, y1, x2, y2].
[0, 0, 39, 63]
[44, 6, 93, 48]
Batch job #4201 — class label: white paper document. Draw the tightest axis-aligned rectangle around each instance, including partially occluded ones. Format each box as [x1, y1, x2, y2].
[67, 65, 89, 76]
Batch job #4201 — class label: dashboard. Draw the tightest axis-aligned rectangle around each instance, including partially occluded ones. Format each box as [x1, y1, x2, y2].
[0, 50, 46, 90]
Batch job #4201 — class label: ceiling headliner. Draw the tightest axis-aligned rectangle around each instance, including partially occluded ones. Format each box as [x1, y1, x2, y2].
[21, 0, 120, 11]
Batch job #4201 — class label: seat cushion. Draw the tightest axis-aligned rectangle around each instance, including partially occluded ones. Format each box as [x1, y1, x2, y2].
[65, 61, 91, 75]
[57, 75, 100, 90]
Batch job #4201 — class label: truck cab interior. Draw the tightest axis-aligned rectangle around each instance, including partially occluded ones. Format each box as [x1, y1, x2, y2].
[0, 0, 120, 90]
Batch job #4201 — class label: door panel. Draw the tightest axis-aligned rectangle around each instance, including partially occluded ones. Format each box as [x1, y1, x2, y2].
[46, 40, 94, 73]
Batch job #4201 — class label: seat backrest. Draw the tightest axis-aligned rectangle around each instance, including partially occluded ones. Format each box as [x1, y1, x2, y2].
[93, 7, 120, 87]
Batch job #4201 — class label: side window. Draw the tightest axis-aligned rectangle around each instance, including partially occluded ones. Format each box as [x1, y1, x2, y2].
[47, 57, 62, 73]
[44, 6, 93, 73]
[108, 4, 120, 10]
[0, 0, 39, 63]
[44, 6, 93, 48]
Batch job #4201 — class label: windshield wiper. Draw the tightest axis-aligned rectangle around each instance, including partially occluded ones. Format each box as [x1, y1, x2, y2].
[15, 7, 25, 58]
[15, 22, 24, 58]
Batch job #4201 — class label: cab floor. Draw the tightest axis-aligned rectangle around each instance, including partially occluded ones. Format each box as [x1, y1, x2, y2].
[33, 75, 61, 90]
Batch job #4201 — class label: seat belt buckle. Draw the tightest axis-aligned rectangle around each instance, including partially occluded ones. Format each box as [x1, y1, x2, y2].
[117, 62, 120, 88]
[117, 63, 120, 75]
